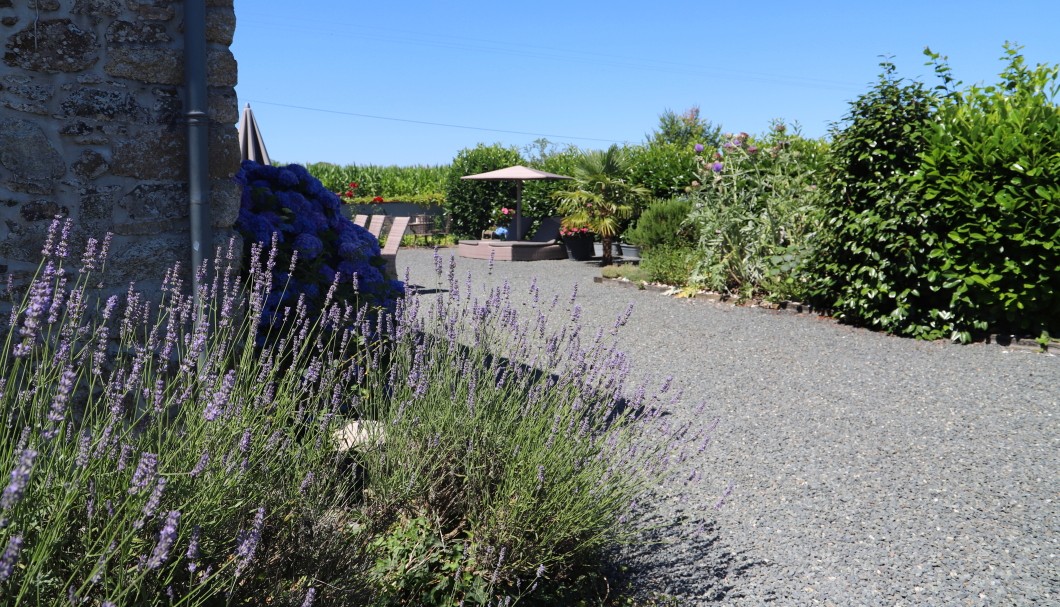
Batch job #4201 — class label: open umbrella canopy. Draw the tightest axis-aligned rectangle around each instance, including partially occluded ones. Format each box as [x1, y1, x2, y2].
[237, 103, 271, 165]
[461, 165, 571, 239]
[460, 165, 571, 182]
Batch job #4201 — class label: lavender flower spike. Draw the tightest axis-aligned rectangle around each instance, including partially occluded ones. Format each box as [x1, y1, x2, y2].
[234, 506, 265, 575]
[128, 452, 158, 494]
[2, 448, 38, 511]
[147, 510, 181, 569]
[0, 535, 23, 582]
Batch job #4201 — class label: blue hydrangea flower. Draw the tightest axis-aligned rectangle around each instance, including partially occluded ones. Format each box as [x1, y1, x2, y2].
[277, 168, 299, 188]
[293, 233, 324, 260]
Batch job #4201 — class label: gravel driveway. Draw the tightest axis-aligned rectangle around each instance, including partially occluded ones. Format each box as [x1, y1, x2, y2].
[396, 248, 1059, 606]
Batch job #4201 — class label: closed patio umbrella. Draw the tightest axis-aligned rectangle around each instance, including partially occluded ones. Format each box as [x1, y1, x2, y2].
[461, 165, 571, 239]
[237, 103, 271, 165]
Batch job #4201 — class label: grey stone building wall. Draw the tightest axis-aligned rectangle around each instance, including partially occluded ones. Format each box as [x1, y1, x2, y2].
[0, 0, 240, 294]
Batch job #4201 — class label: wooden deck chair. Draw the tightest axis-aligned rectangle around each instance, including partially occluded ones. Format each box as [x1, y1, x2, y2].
[366, 215, 385, 238]
[380, 216, 410, 277]
[353, 214, 369, 227]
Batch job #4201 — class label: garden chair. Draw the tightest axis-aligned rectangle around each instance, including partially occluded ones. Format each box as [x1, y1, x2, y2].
[380, 216, 410, 277]
[409, 214, 432, 246]
[353, 214, 368, 227]
[366, 215, 385, 238]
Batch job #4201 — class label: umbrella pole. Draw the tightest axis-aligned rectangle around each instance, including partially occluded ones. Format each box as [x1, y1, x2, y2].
[515, 181, 523, 240]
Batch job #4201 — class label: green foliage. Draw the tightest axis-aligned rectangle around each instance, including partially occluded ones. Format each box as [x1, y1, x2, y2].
[444, 144, 525, 238]
[803, 61, 942, 332]
[522, 141, 584, 222]
[622, 197, 697, 251]
[554, 145, 651, 265]
[626, 143, 700, 201]
[912, 45, 1060, 340]
[639, 246, 700, 287]
[342, 192, 447, 206]
[688, 124, 828, 299]
[806, 47, 1059, 341]
[306, 162, 449, 201]
[645, 106, 722, 151]
[368, 515, 489, 605]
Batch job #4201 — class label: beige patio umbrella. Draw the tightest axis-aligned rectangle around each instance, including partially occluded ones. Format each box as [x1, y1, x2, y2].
[461, 165, 571, 239]
[237, 103, 271, 165]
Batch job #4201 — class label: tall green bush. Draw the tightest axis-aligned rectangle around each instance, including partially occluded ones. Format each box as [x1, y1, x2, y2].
[645, 106, 722, 151]
[803, 61, 943, 332]
[806, 47, 1059, 341]
[912, 46, 1060, 340]
[521, 142, 584, 223]
[626, 143, 699, 202]
[444, 144, 524, 238]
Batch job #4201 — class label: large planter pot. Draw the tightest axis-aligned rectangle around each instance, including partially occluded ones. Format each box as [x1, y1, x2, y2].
[618, 243, 640, 261]
[593, 241, 623, 257]
[563, 234, 594, 261]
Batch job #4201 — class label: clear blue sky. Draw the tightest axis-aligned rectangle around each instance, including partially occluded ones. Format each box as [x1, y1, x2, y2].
[232, 0, 1058, 167]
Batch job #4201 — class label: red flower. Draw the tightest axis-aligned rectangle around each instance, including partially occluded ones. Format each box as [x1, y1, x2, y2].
[372, 196, 384, 203]
[349, 182, 359, 188]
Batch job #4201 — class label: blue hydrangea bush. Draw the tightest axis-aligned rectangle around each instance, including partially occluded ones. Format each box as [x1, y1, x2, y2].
[234, 160, 404, 332]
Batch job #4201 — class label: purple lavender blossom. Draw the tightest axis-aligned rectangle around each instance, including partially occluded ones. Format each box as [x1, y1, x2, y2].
[694, 143, 704, 153]
[76, 431, 92, 468]
[186, 525, 201, 574]
[234, 506, 265, 576]
[41, 217, 61, 257]
[712, 161, 724, 173]
[299, 471, 314, 495]
[117, 443, 134, 472]
[204, 370, 236, 421]
[128, 452, 158, 494]
[2, 448, 38, 511]
[147, 510, 181, 569]
[0, 535, 23, 582]
[141, 477, 167, 522]
[43, 367, 76, 440]
[301, 587, 317, 607]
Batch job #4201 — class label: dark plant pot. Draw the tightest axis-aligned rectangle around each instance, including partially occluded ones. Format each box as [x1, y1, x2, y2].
[593, 242, 623, 257]
[564, 235, 594, 261]
[618, 243, 640, 261]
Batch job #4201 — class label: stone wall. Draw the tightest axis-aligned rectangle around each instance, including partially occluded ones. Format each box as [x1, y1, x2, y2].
[0, 0, 240, 293]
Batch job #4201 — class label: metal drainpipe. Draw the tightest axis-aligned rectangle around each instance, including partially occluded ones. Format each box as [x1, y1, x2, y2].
[184, 0, 210, 311]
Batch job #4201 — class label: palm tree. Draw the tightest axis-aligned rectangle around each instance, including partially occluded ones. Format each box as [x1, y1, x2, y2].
[553, 145, 650, 265]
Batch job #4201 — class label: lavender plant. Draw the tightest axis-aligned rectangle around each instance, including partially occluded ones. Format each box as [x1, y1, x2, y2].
[0, 219, 368, 606]
[2, 219, 717, 607]
[351, 251, 715, 605]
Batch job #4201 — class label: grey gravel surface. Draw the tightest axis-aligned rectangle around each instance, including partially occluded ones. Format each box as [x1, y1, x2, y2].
[395, 248, 1059, 606]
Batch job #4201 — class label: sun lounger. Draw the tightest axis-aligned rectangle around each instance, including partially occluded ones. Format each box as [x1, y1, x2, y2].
[380, 216, 410, 277]
[366, 215, 385, 238]
[457, 217, 567, 261]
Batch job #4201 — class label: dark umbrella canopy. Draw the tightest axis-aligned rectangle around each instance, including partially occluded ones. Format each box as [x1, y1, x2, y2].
[237, 103, 271, 165]
[461, 165, 571, 239]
